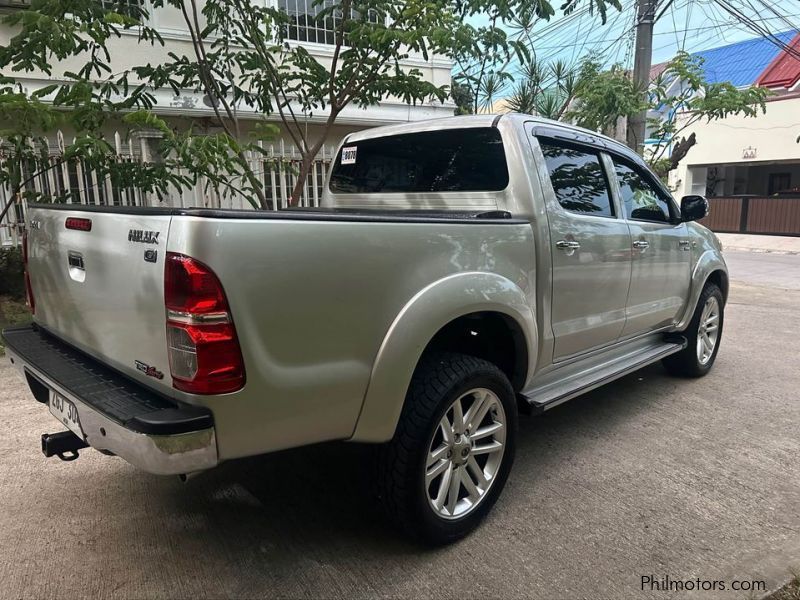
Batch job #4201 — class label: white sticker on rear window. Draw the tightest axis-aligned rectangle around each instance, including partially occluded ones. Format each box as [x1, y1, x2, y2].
[341, 146, 357, 165]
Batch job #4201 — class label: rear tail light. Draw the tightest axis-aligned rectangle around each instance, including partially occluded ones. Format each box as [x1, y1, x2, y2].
[22, 228, 35, 315]
[164, 253, 245, 394]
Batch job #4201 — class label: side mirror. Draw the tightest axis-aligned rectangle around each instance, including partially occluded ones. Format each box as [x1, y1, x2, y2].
[680, 195, 709, 222]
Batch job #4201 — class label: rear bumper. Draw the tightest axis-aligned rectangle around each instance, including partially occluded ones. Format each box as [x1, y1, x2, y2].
[2, 325, 218, 475]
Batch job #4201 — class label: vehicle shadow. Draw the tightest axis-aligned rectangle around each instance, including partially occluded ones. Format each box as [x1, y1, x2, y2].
[8, 360, 688, 597]
[151, 363, 675, 557]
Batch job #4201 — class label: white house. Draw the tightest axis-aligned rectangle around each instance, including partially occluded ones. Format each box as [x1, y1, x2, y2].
[663, 32, 800, 236]
[0, 0, 455, 243]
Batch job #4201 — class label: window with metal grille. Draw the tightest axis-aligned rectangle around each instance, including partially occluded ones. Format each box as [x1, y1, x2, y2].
[0, 0, 32, 10]
[101, 0, 144, 20]
[278, 0, 381, 45]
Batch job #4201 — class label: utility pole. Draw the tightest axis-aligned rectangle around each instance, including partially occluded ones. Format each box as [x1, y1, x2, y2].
[627, 0, 657, 154]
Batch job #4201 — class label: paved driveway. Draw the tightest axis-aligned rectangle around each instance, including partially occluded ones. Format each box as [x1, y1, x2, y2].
[725, 250, 800, 290]
[1, 253, 799, 599]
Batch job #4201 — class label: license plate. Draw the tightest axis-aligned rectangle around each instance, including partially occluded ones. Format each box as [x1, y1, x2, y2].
[49, 392, 84, 438]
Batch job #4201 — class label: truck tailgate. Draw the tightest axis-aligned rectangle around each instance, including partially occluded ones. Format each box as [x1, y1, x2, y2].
[26, 206, 174, 393]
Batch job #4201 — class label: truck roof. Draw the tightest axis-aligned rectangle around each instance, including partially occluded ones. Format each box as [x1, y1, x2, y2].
[342, 113, 638, 163]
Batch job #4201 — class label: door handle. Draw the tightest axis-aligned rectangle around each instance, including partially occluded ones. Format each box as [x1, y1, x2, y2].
[679, 240, 691, 251]
[556, 240, 581, 250]
[632, 240, 650, 250]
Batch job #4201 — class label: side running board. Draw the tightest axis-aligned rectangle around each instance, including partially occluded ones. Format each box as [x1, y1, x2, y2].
[521, 338, 687, 413]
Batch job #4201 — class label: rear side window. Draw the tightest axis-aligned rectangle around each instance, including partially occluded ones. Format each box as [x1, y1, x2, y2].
[538, 138, 615, 218]
[329, 128, 509, 194]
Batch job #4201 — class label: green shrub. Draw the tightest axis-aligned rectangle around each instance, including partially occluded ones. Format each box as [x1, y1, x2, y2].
[0, 247, 25, 298]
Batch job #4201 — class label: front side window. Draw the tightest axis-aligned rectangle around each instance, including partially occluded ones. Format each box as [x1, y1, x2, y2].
[538, 138, 615, 217]
[329, 128, 509, 194]
[614, 160, 673, 223]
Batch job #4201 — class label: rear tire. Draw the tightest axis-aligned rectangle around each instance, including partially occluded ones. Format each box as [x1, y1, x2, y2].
[663, 282, 724, 377]
[376, 353, 518, 545]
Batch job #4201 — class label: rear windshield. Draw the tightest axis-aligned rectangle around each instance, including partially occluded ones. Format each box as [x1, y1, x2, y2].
[328, 127, 509, 194]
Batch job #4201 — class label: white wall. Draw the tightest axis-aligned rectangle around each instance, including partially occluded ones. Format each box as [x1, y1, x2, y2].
[0, 0, 455, 129]
[673, 95, 800, 196]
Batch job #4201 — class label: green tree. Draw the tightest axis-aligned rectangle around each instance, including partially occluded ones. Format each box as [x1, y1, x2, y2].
[505, 56, 644, 133]
[1, 0, 463, 209]
[505, 59, 579, 119]
[451, 78, 475, 115]
[0, 0, 268, 216]
[0, 0, 626, 216]
[452, 0, 621, 114]
[504, 51, 768, 178]
[567, 58, 647, 134]
[645, 51, 768, 177]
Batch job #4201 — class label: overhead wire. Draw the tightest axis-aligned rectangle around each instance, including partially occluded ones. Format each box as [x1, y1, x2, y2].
[710, 0, 800, 60]
[496, 0, 800, 92]
[682, 0, 693, 49]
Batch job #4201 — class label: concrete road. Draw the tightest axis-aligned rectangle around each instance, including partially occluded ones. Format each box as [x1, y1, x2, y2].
[1, 255, 800, 599]
[725, 250, 800, 290]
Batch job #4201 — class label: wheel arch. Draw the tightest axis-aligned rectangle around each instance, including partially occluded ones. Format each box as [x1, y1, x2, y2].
[351, 272, 537, 443]
[706, 268, 729, 303]
[676, 249, 729, 330]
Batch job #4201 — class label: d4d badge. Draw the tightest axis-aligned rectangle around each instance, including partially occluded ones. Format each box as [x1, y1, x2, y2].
[135, 360, 164, 380]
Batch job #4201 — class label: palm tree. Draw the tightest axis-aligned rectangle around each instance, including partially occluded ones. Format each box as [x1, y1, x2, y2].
[505, 60, 579, 119]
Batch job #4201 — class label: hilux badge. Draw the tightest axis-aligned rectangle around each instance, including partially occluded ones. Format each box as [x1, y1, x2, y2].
[128, 229, 160, 244]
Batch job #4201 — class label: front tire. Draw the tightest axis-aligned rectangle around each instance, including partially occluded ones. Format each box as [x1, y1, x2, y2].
[663, 282, 724, 377]
[376, 353, 518, 545]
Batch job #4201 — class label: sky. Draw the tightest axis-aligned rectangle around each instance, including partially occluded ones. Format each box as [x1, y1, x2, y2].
[470, 0, 800, 80]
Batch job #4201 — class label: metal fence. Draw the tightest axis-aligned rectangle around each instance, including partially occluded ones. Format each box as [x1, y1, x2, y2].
[700, 196, 800, 237]
[0, 132, 337, 247]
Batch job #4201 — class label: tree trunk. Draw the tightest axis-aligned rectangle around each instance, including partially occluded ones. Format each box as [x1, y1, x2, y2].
[286, 111, 339, 207]
[652, 133, 698, 179]
[669, 133, 696, 171]
[237, 151, 269, 210]
[0, 193, 18, 225]
[289, 153, 316, 207]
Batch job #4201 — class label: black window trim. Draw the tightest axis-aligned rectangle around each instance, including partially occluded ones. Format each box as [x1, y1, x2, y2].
[536, 135, 619, 220]
[608, 152, 681, 225]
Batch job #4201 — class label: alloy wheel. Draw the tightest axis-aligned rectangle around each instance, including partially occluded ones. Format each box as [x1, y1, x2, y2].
[696, 296, 720, 365]
[424, 388, 507, 520]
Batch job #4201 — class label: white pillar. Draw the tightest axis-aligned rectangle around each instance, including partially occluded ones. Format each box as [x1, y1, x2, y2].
[685, 166, 708, 197]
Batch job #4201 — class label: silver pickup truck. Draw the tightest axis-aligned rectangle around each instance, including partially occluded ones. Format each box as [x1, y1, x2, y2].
[3, 114, 727, 543]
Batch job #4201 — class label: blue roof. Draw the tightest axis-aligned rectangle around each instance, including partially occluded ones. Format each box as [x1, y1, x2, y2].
[691, 30, 797, 87]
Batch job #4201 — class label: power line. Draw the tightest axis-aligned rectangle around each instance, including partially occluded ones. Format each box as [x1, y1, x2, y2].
[649, 4, 799, 58]
[749, 0, 799, 37]
[495, 0, 799, 81]
[682, 0, 694, 49]
[669, 0, 683, 50]
[531, 0, 638, 62]
[528, 11, 795, 53]
[710, 0, 800, 61]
